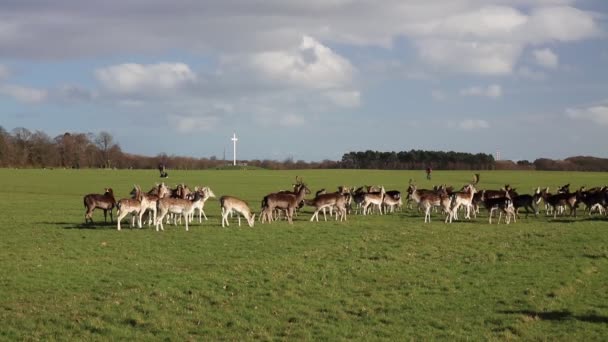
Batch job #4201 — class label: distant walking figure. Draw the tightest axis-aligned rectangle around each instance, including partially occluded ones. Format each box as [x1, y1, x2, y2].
[158, 163, 169, 178]
[426, 167, 432, 180]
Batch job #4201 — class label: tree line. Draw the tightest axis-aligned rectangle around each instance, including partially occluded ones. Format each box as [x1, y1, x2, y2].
[340, 150, 496, 170]
[1, 126, 606, 171]
[0, 126, 340, 170]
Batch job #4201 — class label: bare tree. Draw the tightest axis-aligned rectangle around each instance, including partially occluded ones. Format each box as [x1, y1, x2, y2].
[95, 131, 114, 168]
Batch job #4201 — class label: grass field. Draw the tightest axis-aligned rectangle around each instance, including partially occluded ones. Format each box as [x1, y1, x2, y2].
[0, 168, 607, 340]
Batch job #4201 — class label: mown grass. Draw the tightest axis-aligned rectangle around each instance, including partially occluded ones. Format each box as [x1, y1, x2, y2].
[0, 169, 607, 340]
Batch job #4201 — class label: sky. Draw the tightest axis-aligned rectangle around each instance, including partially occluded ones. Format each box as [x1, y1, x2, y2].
[1, 0, 607, 162]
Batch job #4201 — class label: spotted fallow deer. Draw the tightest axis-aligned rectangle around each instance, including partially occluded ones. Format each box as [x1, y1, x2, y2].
[116, 185, 143, 231]
[220, 195, 255, 227]
[155, 192, 202, 231]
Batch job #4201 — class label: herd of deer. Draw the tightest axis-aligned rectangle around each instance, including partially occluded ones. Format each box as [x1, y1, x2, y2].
[82, 175, 608, 231]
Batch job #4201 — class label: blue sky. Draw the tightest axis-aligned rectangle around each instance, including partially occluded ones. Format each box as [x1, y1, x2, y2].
[1, 0, 607, 162]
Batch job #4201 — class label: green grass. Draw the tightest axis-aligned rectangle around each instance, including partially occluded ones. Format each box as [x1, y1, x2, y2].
[0, 169, 607, 340]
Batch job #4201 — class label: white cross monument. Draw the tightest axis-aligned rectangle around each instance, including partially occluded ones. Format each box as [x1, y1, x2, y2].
[231, 132, 238, 166]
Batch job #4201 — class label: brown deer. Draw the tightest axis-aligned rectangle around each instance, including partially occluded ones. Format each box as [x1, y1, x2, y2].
[261, 178, 310, 224]
[84, 188, 116, 224]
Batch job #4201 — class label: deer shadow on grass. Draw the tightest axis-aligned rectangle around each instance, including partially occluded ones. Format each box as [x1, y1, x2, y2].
[39, 221, 117, 229]
[499, 310, 608, 324]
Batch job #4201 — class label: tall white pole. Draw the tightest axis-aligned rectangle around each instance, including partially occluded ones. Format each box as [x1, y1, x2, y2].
[231, 133, 238, 166]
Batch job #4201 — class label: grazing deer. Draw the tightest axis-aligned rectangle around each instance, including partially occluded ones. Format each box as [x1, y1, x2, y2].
[220, 196, 255, 227]
[482, 190, 516, 224]
[84, 188, 116, 224]
[116, 185, 143, 231]
[155, 192, 202, 231]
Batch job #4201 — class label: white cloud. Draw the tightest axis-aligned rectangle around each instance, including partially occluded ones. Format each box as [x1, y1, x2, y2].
[533, 48, 559, 68]
[525, 6, 599, 43]
[0, 84, 47, 103]
[516, 66, 546, 80]
[168, 114, 220, 133]
[248, 35, 355, 90]
[416, 40, 522, 75]
[458, 119, 490, 130]
[95, 63, 197, 94]
[324, 90, 360, 107]
[566, 106, 608, 126]
[460, 84, 502, 98]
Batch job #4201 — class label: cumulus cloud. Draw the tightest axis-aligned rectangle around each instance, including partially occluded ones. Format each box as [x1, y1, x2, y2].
[533, 48, 559, 68]
[458, 119, 490, 130]
[0, 2, 600, 79]
[0, 84, 48, 103]
[416, 40, 522, 75]
[566, 105, 608, 126]
[95, 63, 197, 94]
[460, 84, 503, 98]
[248, 35, 355, 90]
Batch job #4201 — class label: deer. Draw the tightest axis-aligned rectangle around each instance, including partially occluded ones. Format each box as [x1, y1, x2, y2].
[84, 188, 116, 224]
[362, 186, 386, 215]
[155, 191, 202, 231]
[447, 184, 477, 223]
[408, 184, 451, 223]
[260, 178, 310, 224]
[220, 195, 255, 227]
[482, 190, 516, 224]
[382, 190, 402, 214]
[545, 189, 580, 219]
[116, 185, 143, 231]
[307, 192, 348, 222]
[578, 186, 607, 215]
[139, 183, 170, 227]
[512, 187, 543, 219]
[189, 186, 216, 223]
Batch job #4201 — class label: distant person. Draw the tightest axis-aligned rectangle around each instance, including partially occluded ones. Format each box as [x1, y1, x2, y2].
[426, 167, 432, 180]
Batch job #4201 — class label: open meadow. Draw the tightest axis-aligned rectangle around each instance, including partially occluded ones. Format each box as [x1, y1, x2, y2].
[0, 168, 607, 340]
